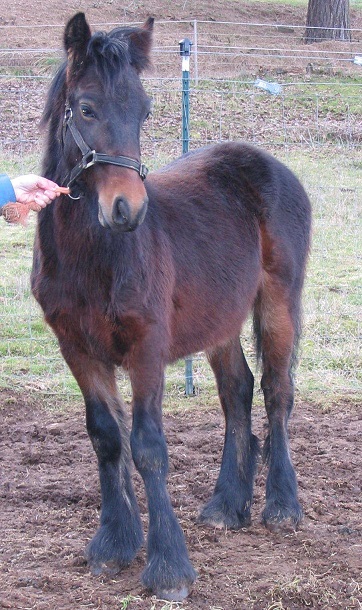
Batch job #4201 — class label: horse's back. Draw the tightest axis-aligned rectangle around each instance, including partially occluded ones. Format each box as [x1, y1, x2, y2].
[149, 142, 310, 224]
[147, 141, 311, 269]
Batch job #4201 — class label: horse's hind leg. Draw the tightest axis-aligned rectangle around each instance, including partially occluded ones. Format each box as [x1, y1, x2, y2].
[255, 272, 303, 529]
[59, 350, 143, 573]
[199, 337, 259, 529]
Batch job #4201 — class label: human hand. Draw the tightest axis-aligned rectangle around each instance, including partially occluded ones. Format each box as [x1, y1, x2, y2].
[2, 175, 69, 224]
[11, 174, 61, 208]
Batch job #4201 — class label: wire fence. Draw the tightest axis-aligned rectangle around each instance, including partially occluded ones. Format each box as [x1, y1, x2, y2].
[0, 18, 361, 403]
[1, 17, 362, 153]
[1, 17, 362, 77]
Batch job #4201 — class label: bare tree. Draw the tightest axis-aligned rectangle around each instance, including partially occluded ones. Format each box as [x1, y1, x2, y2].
[304, 0, 351, 43]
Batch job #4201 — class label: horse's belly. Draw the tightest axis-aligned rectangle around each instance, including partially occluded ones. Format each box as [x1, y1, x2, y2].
[169, 270, 260, 361]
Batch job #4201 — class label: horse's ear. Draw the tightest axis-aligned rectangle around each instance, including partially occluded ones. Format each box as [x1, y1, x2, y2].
[128, 17, 154, 73]
[64, 12, 92, 82]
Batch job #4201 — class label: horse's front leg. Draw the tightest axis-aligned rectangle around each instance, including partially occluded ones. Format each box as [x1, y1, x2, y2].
[129, 353, 196, 601]
[59, 350, 144, 574]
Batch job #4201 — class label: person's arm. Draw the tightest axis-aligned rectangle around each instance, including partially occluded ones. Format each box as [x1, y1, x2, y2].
[0, 174, 16, 210]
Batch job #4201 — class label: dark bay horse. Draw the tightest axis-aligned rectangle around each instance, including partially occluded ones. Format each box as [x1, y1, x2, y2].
[31, 12, 311, 601]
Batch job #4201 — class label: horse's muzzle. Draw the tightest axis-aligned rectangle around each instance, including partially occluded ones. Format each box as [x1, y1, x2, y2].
[99, 195, 148, 232]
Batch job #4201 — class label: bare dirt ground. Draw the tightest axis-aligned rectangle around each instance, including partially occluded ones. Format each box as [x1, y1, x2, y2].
[1, 1, 316, 46]
[2, 0, 362, 48]
[0, 391, 361, 610]
[1, 2, 362, 609]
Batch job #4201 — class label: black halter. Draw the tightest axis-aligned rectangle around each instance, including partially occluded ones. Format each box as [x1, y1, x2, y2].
[63, 105, 148, 199]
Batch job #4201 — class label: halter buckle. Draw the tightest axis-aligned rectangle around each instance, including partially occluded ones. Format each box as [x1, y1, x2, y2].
[82, 150, 97, 170]
[139, 164, 148, 180]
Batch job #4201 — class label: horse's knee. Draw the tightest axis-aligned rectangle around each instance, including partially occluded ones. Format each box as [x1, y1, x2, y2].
[86, 398, 122, 462]
[131, 416, 168, 479]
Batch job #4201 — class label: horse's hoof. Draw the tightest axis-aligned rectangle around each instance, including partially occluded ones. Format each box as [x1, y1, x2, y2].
[198, 496, 251, 530]
[198, 513, 227, 529]
[262, 501, 303, 532]
[156, 586, 189, 602]
[88, 559, 124, 576]
[142, 555, 196, 602]
[198, 510, 251, 530]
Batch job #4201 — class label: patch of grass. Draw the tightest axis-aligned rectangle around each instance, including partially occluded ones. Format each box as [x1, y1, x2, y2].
[117, 595, 143, 609]
[283, 78, 362, 118]
[0, 96, 361, 410]
[280, 151, 361, 403]
[241, 0, 308, 5]
[249, 0, 360, 7]
[184, 76, 362, 150]
[0, 152, 43, 177]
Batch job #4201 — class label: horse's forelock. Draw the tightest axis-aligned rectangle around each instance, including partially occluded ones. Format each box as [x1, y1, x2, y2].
[87, 25, 151, 84]
[89, 31, 130, 66]
[85, 30, 132, 92]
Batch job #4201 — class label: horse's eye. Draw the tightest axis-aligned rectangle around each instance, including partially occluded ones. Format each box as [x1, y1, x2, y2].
[80, 105, 96, 119]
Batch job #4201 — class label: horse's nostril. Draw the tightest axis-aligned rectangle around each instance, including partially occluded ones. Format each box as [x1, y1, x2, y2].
[113, 197, 129, 225]
[110, 196, 148, 232]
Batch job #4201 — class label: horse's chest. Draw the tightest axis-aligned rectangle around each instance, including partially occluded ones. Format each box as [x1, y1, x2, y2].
[34, 252, 150, 366]
[47, 305, 117, 360]
[47, 297, 147, 368]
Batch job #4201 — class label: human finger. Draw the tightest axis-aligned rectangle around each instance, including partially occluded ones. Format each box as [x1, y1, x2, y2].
[42, 189, 60, 201]
[36, 177, 60, 192]
[34, 192, 51, 207]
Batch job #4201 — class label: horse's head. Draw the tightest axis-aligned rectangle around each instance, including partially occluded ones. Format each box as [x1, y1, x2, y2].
[51, 13, 153, 232]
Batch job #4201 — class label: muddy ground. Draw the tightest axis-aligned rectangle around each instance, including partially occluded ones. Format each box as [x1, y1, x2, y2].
[1, 1, 362, 609]
[0, 392, 361, 609]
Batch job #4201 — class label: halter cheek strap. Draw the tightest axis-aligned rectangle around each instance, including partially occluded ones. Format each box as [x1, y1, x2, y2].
[63, 105, 148, 199]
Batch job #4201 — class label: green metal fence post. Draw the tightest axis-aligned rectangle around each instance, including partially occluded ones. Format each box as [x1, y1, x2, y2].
[179, 38, 194, 396]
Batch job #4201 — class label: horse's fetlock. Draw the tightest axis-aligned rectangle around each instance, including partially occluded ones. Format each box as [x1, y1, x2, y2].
[86, 516, 144, 571]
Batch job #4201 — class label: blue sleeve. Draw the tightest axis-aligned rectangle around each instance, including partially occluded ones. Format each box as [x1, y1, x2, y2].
[0, 174, 16, 210]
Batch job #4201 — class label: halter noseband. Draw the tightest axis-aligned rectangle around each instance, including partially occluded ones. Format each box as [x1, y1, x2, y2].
[63, 105, 148, 199]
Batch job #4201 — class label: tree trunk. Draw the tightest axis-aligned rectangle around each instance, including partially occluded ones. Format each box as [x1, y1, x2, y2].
[304, 0, 351, 43]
